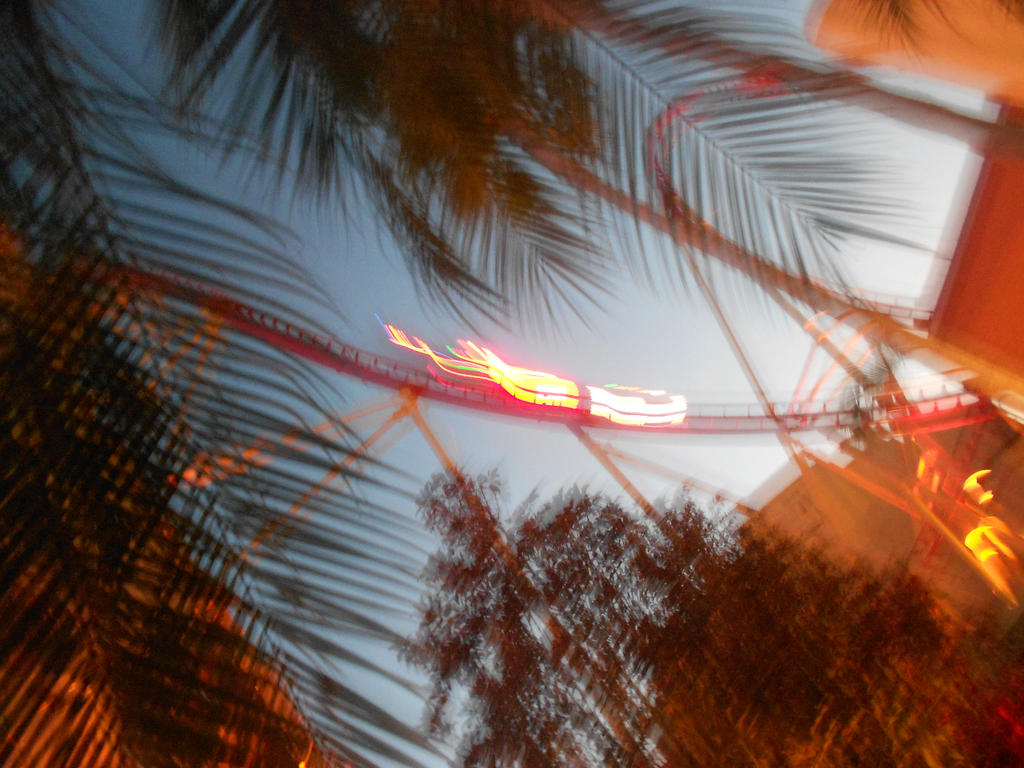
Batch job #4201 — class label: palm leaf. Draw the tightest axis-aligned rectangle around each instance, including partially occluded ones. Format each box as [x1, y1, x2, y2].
[0, 247, 315, 768]
[153, 0, 947, 321]
[542, 1, 926, 297]
[2, 3, 442, 765]
[155, 0, 613, 324]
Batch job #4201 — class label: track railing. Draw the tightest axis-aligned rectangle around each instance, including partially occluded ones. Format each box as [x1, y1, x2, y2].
[109, 265, 991, 436]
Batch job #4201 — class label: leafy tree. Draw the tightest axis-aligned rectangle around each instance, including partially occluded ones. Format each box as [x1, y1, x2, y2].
[406, 472, 651, 766]
[408, 471, 1024, 767]
[156, 0, 604, 320]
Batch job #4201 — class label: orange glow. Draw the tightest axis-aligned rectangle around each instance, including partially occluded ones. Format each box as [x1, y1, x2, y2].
[966, 526, 1002, 562]
[963, 469, 995, 505]
[965, 519, 1018, 563]
[174, 447, 270, 488]
[812, 0, 1024, 106]
[966, 517, 1021, 606]
[381, 322, 687, 426]
[472, 342, 580, 408]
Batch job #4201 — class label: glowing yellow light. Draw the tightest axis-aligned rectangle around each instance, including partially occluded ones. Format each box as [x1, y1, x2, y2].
[965, 527, 1001, 562]
[963, 517, 1021, 605]
[964, 469, 995, 505]
[965, 519, 1017, 563]
[469, 343, 580, 409]
[381, 322, 687, 425]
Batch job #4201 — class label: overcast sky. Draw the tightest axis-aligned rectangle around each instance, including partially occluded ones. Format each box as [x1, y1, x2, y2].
[81, 0, 986, 510]
[68, 2, 990, 761]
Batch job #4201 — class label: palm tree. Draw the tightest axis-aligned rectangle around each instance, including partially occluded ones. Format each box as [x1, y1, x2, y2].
[5, 0, 1021, 765]
[155, 0, 609, 322]
[0, 233, 328, 768]
[152, 0, 1024, 398]
[2, 2, 440, 765]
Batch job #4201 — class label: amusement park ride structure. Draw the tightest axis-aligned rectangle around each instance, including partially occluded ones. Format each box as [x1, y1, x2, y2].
[111, 261, 1020, 611]
[117, 264, 989, 441]
[107, 48, 1024, 612]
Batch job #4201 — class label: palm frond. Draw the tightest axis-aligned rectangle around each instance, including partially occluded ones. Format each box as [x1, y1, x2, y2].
[155, 0, 616, 325]
[91, 265, 441, 767]
[557, 1, 927, 296]
[602, 1, 1024, 160]
[0, 244, 317, 768]
[0, 235, 439, 768]
[151, 0, 940, 323]
[2, 3, 443, 765]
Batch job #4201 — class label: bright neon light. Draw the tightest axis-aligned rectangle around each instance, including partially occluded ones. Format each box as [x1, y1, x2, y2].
[472, 341, 580, 408]
[381, 322, 687, 427]
[964, 469, 995, 505]
[966, 517, 1018, 562]
[966, 526, 1004, 562]
[587, 385, 688, 426]
[965, 519, 1020, 606]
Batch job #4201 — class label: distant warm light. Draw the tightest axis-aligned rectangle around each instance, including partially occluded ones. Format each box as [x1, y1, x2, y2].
[963, 469, 995, 505]
[966, 526, 1002, 562]
[965, 518, 1018, 563]
[381, 322, 687, 427]
[965, 517, 1020, 605]
[173, 447, 268, 488]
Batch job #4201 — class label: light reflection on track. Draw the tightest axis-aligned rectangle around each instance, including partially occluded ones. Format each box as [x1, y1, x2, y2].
[108, 265, 993, 436]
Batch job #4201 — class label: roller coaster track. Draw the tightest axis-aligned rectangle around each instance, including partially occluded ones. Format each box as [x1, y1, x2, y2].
[114, 265, 991, 438]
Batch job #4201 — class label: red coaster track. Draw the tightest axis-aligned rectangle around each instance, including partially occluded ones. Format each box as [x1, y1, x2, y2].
[111, 265, 991, 437]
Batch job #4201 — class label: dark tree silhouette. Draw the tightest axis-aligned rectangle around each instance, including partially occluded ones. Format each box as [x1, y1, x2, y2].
[408, 471, 1024, 767]
[3, 0, 443, 762]
[0, 236, 316, 767]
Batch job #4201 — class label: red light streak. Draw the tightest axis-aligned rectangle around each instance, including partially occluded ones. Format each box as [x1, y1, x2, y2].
[381, 322, 687, 427]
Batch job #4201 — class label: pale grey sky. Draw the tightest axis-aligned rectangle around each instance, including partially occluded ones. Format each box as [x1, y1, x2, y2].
[65, 1, 989, 763]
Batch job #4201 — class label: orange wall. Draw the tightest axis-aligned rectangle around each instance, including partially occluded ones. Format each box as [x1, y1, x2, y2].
[932, 106, 1024, 376]
[809, 0, 1024, 105]
[811, 1, 1024, 376]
